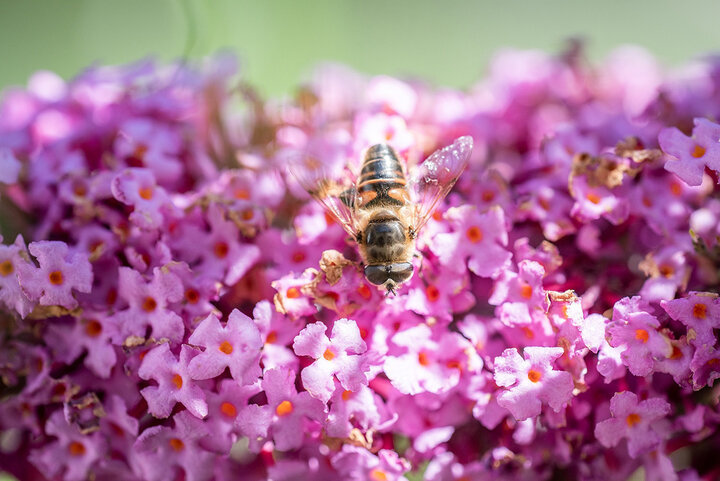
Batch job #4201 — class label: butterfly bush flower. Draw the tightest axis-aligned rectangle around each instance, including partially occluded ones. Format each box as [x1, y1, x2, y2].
[493, 346, 574, 421]
[594, 391, 671, 458]
[293, 318, 369, 403]
[0, 234, 35, 316]
[17, 240, 92, 309]
[238, 367, 325, 451]
[431, 205, 512, 278]
[659, 118, 720, 186]
[138, 344, 208, 419]
[662, 292, 720, 348]
[607, 296, 672, 376]
[6, 47, 720, 480]
[111, 266, 184, 343]
[29, 410, 107, 481]
[133, 410, 214, 481]
[187, 309, 263, 384]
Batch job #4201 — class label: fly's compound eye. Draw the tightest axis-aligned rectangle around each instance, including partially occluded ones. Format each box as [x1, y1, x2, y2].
[387, 262, 413, 284]
[364, 265, 390, 285]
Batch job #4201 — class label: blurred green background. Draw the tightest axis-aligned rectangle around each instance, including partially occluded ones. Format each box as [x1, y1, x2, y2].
[2, 0, 720, 98]
[0, 2, 717, 480]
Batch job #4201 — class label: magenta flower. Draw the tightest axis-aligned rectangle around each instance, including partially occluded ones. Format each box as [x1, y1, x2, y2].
[138, 344, 208, 419]
[431, 205, 512, 278]
[111, 266, 184, 343]
[110, 168, 171, 229]
[594, 391, 671, 458]
[384, 324, 481, 395]
[662, 292, 720, 348]
[203, 379, 261, 454]
[404, 268, 475, 324]
[569, 174, 629, 225]
[271, 270, 318, 319]
[331, 446, 410, 481]
[45, 312, 117, 378]
[252, 299, 303, 372]
[187, 309, 263, 384]
[607, 296, 672, 376]
[134, 411, 214, 481]
[325, 384, 388, 438]
[17, 240, 92, 309]
[114, 117, 183, 186]
[293, 318, 369, 403]
[493, 346, 574, 420]
[239, 367, 325, 451]
[0, 234, 34, 316]
[659, 118, 720, 186]
[29, 410, 106, 481]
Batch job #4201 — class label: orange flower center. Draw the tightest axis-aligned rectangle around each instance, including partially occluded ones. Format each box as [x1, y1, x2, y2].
[323, 348, 335, 361]
[670, 182, 682, 196]
[169, 438, 185, 451]
[138, 186, 153, 200]
[185, 288, 199, 304]
[0, 260, 14, 277]
[466, 226, 483, 243]
[214, 241, 229, 259]
[481, 190, 495, 202]
[670, 345, 683, 360]
[357, 284, 372, 300]
[635, 329, 649, 343]
[527, 369, 542, 383]
[234, 188, 250, 200]
[659, 265, 674, 278]
[171, 373, 183, 389]
[266, 331, 278, 344]
[369, 469, 388, 481]
[286, 287, 301, 299]
[626, 413, 641, 427]
[48, 271, 64, 285]
[522, 326, 535, 339]
[68, 441, 86, 456]
[418, 352, 430, 366]
[220, 402, 237, 418]
[520, 284, 533, 299]
[426, 285, 440, 302]
[292, 251, 306, 263]
[142, 296, 157, 312]
[218, 341, 233, 355]
[133, 144, 149, 159]
[276, 400, 294, 417]
[446, 360, 462, 370]
[693, 303, 707, 319]
[341, 390, 353, 401]
[85, 319, 102, 338]
[586, 193, 601, 205]
[642, 196, 653, 208]
[241, 209, 254, 221]
[691, 144, 706, 158]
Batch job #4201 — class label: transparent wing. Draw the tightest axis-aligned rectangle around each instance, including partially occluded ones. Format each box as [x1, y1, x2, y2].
[408, 136, 473, 233]
[288, 153, 360, 237]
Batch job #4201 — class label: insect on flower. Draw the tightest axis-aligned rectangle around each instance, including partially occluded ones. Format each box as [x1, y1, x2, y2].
[291, 136, 472, 294]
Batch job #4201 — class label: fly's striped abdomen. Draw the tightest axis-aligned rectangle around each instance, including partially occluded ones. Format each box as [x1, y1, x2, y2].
[357, 144, 410, 208]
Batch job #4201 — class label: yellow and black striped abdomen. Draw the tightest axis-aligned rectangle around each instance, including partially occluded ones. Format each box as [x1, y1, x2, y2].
[357, 144, 410, 208]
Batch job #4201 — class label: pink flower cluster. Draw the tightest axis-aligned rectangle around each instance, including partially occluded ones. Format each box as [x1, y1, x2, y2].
[1, 45, 720, 480]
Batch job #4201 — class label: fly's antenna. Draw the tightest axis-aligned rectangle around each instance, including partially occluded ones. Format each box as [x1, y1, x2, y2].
[385, 282, 397, 297]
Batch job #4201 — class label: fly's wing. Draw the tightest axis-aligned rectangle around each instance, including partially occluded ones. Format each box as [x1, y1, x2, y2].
[288, 153, 360, 237]
[408, 136, 473, 233]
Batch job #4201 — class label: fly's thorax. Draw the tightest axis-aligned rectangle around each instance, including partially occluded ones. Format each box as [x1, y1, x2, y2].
[359, 216, 414, 265]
